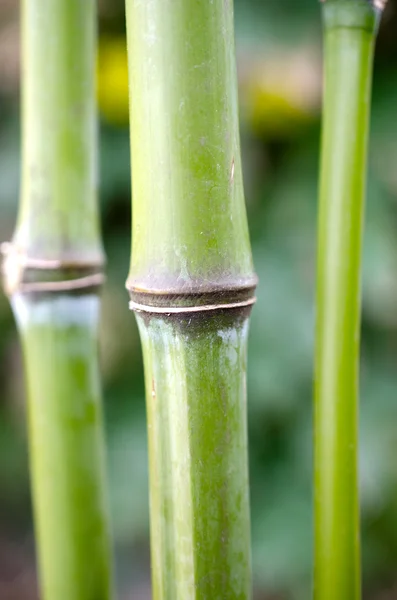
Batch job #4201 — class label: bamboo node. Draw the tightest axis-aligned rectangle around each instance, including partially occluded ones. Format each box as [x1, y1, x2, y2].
[129, 297, 256, 315]
[127, 279, 258, 314]
[1, 242, 105, 295]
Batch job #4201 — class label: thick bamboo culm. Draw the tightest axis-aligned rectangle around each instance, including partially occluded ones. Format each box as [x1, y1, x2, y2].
[2, 1, 113, 599]
[314, 1, 386, 599]
[125, 0, 256, 598]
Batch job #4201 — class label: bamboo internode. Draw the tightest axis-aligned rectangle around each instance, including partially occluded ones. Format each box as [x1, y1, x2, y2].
[314, 1, 385, 599]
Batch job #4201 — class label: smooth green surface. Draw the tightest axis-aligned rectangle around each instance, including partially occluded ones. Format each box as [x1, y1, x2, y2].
[314, 2, 377, 599]
[13, 294, 112, 600]
[15, 0, 103, 264]
[125, 1, 255, 596]
[138, 312, 252, 600]
[323, 0, 381, 31]
[125, 0, 255, 294]
[9, 2, 113, 597]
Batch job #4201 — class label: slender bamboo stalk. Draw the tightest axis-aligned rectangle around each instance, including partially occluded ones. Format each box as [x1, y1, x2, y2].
[1, 1, 112, 598]
[125, 1, 256, 598]
[314, 1, 386, 599]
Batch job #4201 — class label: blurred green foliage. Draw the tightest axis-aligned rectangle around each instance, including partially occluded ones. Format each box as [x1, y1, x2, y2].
[1, 0, 397, 598]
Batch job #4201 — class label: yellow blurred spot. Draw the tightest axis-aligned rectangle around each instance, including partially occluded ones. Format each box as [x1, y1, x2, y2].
[96, 38, 321, 137]
[97, 37, 129, 126]
[240, 48, 321, 137]
[245, 86, 313, 136]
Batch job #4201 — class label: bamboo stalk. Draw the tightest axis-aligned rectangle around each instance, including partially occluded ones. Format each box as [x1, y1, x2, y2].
[125, 1, 256, 598]
[314, 1, 386, 599]
[1, 1, 112, 598]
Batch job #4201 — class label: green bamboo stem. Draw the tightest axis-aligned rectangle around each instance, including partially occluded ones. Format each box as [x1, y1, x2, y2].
[13, 293, 112, 600]
[15, 0, 102, 266]
[138, 312, 251, 599]
[314, 1, 385, 599]
[125, 0, 256, 598]
[1, 1, 112, 598]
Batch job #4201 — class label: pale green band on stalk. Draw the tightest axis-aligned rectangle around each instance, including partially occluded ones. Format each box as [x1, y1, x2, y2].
[321, 0, 386, 30]
[314, 1, 384, 599]
[321, 0, 386, 6]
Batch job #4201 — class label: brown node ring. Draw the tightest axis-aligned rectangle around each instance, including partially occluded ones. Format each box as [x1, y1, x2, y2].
[127, 280, 258, 315]
[1, 242, 105, 296]
[129, 296, 257, 315]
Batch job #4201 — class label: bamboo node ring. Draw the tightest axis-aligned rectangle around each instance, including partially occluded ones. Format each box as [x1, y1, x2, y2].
[1, 242, 105, 295]
[129, 297, 257, 314]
